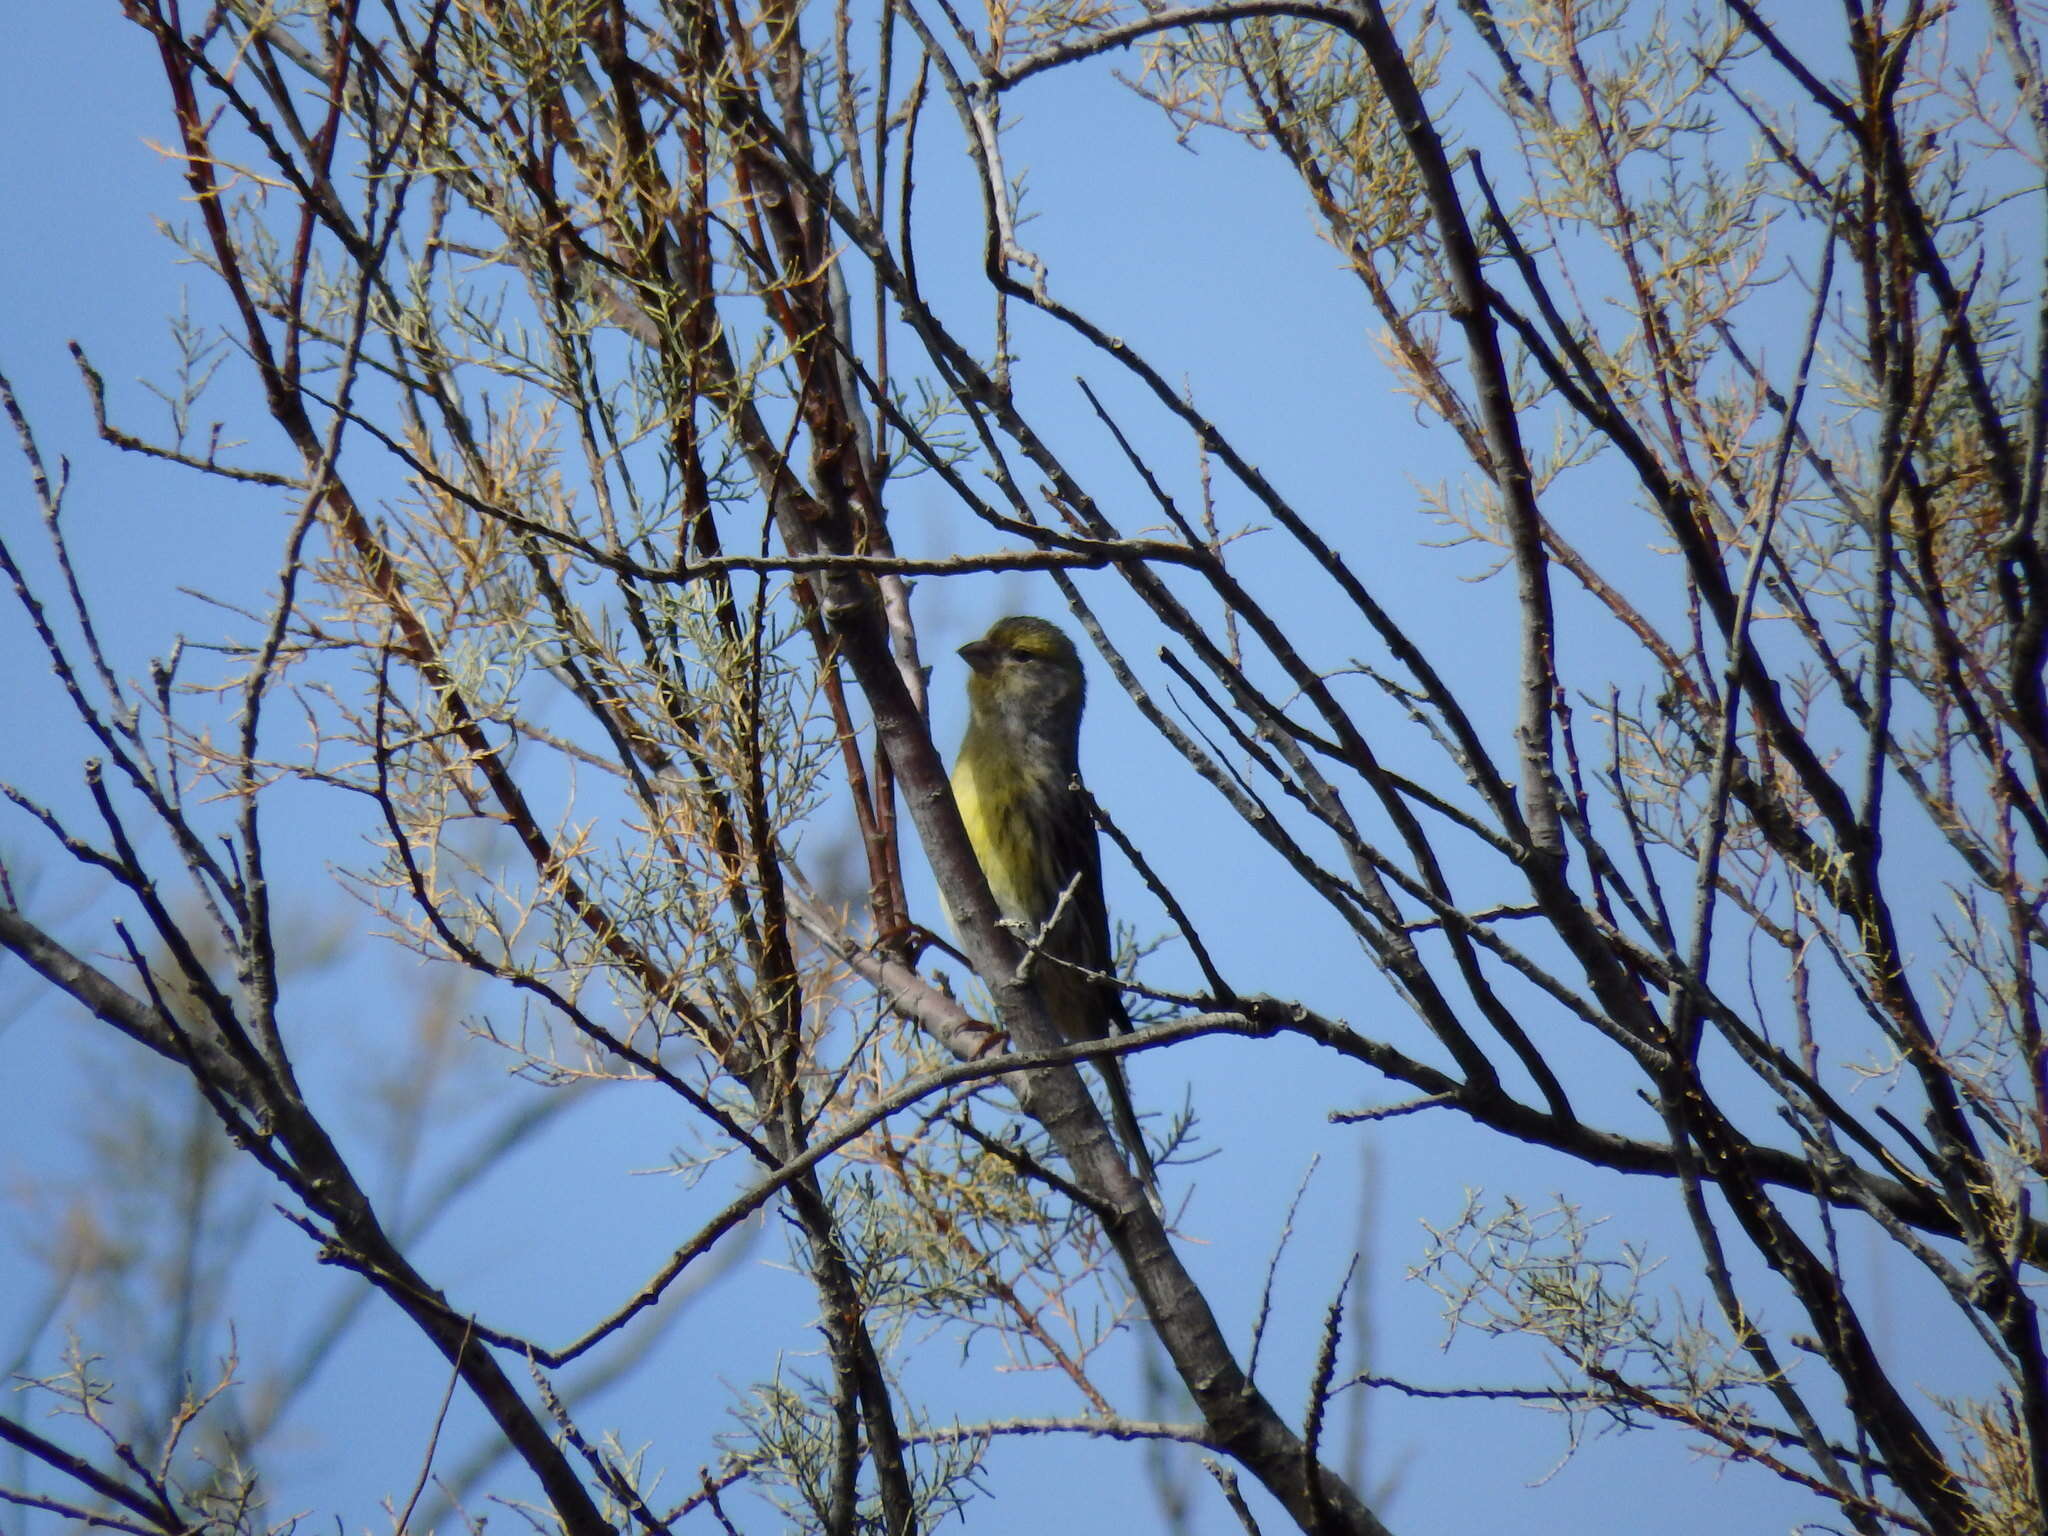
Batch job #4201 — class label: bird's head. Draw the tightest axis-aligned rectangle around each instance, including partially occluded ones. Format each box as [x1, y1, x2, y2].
[959, 615, 1086, 742]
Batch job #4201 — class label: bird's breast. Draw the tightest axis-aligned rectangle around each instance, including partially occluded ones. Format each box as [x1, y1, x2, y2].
[951, 748, 1060, 923]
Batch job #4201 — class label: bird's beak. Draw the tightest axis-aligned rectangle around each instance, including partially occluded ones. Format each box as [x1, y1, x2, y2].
[958, 638, 995, 674]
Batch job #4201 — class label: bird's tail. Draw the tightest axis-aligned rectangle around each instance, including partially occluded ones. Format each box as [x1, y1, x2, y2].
[1098, 1057, 1163, 1215]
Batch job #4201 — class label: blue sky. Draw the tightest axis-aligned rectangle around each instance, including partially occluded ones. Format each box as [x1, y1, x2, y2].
[0, 6, 2003, 1535]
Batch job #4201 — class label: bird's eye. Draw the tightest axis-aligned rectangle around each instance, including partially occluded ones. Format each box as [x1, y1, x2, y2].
[1009, 647, 1037, 664]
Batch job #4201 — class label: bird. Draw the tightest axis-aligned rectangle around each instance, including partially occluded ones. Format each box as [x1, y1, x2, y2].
[949, 614, 1160, 1201]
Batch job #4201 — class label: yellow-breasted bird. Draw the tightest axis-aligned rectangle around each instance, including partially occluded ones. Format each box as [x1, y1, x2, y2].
[950, 615, 1159, 1199]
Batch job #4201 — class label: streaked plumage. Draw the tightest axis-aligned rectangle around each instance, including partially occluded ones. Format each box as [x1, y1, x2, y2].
[950, 616, 1158, 1199]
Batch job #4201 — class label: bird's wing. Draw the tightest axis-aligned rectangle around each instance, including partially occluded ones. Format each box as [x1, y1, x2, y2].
[1044, 779, 1131, 1035]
